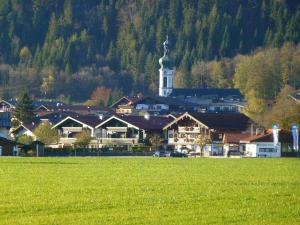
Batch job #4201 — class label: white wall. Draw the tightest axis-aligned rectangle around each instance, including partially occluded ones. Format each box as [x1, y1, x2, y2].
[245, 142, 281, 157]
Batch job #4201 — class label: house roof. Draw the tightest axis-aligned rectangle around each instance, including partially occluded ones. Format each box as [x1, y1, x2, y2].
[0, 136, 18, 145]
[110, 96, 143, 107]
[10, 121, 38, 136]
[0, 112, 11, 127]
[73, 115, 106, 127]
[189, 113, 250, 130]
[111, 95, 197, 110]
[21, 122, 39, 133]
[120, 115, 173, 131]
[97, 114, 173, 131]
[171, 88, 243, 99]
[33, 100, 65, 109]
[241, 130, 296, 143]
[163, 112, 251, 131]
[223, 132, 252, 144]
[1, 99, 17, 107]
[52, 114, 108, 129]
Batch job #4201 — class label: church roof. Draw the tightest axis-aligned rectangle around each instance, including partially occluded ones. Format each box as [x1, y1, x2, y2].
[159, 55, 174, 69]
[171, 88, 243, 99]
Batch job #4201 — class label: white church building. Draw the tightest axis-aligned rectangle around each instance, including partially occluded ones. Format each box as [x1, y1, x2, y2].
[159, 36, 174, 97]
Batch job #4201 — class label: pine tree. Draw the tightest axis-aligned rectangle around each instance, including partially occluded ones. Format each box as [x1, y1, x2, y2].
[14, 93, 34, 123]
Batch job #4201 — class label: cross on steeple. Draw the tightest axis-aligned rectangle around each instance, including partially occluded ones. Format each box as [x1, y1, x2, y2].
[163, 35, 169, 56]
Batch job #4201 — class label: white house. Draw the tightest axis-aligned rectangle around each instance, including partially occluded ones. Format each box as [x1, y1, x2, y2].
[240, 132, 282, 157]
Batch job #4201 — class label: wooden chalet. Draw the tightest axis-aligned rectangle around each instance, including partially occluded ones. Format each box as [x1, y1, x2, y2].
[163, 112, 254, 155]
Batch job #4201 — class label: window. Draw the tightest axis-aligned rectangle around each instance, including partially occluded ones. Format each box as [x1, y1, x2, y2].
[259, 148, 276, 153]
[163, 77, 167, 88]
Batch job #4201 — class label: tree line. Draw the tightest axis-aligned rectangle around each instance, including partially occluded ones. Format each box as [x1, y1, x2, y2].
[0, 0, 299, 102]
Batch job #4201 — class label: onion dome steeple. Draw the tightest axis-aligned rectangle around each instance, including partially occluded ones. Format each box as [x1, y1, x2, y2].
[159, 35, 174, 69]
[158, 35, 174, 97]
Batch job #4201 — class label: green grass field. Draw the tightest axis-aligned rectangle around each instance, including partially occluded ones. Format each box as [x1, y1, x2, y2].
[0, 157, 299, 225]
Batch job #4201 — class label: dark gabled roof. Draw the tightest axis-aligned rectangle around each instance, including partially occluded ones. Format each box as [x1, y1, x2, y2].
[119, 115, 173, 131]
[36, 111, 79, 124]
[110, 96, 143, 107]
[74, 115, 104, 127]
[33, 100, 65, 109]
[128, 96, 198, 109]
[152, 96, 198, 108]
[11, 120, 40, 134]
[0, 136, 18, 145]
[1, 99, 17, 107]
[66, 115, 108, 128]
[190, 113, 250, 130]
[36, 103, 110, 112]
[55, 105, 106, 111]
[171, 88, 243, 99]
[0, 112, 11, 127]
[21, 122, 39, 132]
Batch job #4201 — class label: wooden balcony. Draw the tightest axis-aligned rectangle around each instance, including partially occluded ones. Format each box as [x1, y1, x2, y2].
[168, 138, 196, 145]
[178, 126, 200, 133]
[59, 137, 139, 145]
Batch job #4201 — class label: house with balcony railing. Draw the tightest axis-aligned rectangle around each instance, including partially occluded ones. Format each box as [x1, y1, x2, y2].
[163, 112, 255, 156]
[51, 114, 173, 148]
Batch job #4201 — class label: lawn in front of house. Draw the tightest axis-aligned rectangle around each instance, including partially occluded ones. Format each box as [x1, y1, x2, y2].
[0, 157, 299, 225]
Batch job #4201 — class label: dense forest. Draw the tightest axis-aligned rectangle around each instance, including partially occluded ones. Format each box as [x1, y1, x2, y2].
[0, 0, 300, 104]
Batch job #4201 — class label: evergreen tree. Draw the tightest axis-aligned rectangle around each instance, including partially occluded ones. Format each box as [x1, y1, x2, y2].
[14, 93, 34, 123]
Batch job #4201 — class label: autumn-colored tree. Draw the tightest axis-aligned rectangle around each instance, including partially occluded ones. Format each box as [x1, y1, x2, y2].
[17, 134, 34, 145]
[149, 134, 164, 150]
[19, 46, 32, 65]
[194, 133, 211, 156]
[265, 85, 300, 130]
[90, 87, 112, 106]
[40, 68, 56, 97]
[74, 129, 92, 148]
[34, 122, 59, 145]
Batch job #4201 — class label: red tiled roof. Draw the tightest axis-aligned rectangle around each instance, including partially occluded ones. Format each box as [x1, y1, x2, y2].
[241, 133, 271, 142]
[223, 132, 252, 143]
[241, 130, 296, 143]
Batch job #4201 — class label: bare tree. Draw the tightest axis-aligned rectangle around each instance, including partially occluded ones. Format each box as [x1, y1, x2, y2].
[194, 133, 211, 157]
[149, 134, 164, 151]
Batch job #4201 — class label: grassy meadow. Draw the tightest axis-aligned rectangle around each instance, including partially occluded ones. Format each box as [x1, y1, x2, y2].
[0, 157, 299, 225]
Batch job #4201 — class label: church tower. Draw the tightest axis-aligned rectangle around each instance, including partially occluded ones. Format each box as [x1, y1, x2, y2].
[159, 36, 174, 97]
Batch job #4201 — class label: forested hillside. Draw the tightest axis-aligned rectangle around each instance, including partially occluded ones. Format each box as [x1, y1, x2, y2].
[0, 0, 300, 103]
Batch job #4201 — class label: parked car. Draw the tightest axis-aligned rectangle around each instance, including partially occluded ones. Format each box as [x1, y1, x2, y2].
[171, 152, 188, 158]
[153, 151, 171, 157]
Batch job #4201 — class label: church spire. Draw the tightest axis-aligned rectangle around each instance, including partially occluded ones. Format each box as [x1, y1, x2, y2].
[159, 36, 173, 69]
[163, 35, 169, 56]
[158, 35, 174, 97]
